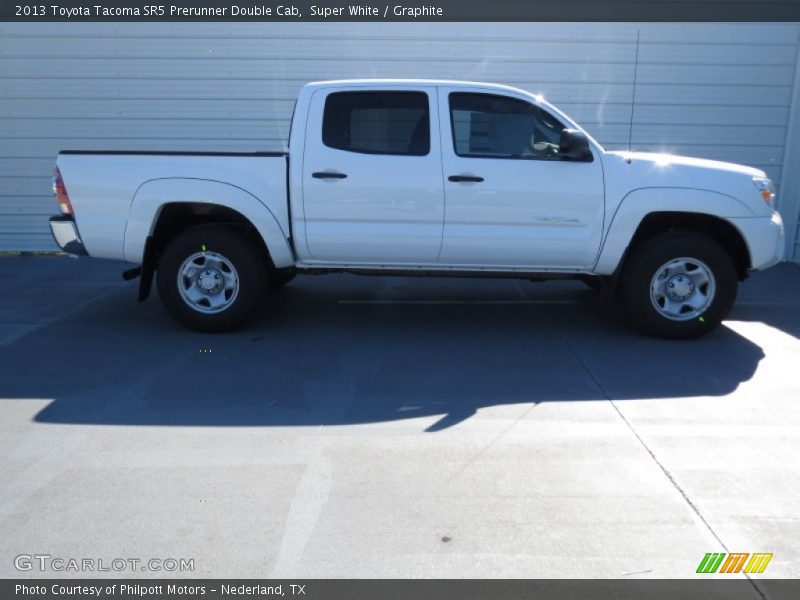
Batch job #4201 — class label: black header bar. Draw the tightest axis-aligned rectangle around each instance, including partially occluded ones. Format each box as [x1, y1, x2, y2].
[4, 0, 800, 22]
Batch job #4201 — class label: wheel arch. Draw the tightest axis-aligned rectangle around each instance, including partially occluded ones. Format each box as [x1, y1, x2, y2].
[595, 187, 755, 279]
[124, 178, 294, 267]
[124, 178, 294, 301]
[623, 212, 750, 280]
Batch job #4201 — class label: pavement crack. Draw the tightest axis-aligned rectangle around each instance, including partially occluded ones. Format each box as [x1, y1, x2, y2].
[445, 401, 540, 483]
[564, 340, 767, 600]
[0, 283, 126, 348]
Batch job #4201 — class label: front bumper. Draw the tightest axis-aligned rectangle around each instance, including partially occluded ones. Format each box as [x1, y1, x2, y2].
[49, 215, 88, 256]
[729, 212, 785, 271]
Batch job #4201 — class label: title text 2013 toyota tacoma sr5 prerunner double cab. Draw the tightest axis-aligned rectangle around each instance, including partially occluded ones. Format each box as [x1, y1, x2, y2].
[49, 79, 785, 338]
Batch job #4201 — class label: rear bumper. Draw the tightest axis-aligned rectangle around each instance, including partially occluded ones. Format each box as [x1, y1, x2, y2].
[729, 212, 785, 271]
[49, 215, 88, 256]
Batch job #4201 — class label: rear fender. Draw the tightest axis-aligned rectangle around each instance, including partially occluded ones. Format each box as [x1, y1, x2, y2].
[123, 178, 294, 268]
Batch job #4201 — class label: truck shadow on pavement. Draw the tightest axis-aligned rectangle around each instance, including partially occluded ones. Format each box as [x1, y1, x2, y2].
[4, 275, 776, 432]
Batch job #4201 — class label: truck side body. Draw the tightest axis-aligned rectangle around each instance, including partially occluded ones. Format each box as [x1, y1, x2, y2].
[50, 79, 786, 337]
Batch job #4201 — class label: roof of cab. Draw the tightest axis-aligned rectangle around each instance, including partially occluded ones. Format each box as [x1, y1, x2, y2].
[303, 78, 540, 99]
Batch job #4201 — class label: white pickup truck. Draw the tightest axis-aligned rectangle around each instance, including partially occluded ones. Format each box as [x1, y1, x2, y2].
[50, 79, 785, 338]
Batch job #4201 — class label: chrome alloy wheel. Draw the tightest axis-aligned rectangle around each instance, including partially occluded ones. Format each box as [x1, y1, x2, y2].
[177, 251, 239, 314]
[649, 257, 716, 321]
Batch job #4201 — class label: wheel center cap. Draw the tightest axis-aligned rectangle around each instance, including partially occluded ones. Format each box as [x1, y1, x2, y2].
[666, 274, 694, 300]
[198, 269, 222, 292]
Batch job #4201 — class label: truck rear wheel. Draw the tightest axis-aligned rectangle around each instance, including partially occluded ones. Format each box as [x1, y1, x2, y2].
[620, 232, 738, 339]
[156, 225, 267, 332]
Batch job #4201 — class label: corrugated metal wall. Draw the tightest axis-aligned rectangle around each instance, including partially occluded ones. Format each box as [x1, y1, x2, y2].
[1, 22, 799, 257]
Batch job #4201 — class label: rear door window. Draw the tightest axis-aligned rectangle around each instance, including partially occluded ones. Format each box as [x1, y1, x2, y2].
[322, 91, 430, 156]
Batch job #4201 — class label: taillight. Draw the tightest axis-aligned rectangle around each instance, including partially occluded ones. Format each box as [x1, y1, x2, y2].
[52, 167, 73, 215]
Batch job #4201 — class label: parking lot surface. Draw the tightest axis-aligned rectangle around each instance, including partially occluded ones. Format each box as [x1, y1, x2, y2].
[1, 256, 799, 581]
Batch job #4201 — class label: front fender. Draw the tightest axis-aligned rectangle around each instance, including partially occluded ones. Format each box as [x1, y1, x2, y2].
[123, 178, 294, 267]
[593, 187, 756, 275]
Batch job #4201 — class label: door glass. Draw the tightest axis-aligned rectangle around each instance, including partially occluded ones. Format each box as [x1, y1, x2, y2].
[322, 91, 430, 156]
[449, 92, 564, 160]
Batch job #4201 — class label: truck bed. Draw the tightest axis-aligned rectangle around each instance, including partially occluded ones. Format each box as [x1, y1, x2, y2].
[56, 150, 291, 262]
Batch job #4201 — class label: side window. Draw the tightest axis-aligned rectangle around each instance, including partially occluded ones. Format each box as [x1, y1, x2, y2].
[322, 91, 430, 156]
[449, 92, 565, 160]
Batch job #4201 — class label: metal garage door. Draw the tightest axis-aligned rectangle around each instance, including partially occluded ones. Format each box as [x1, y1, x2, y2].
[1, 22, 798, 257]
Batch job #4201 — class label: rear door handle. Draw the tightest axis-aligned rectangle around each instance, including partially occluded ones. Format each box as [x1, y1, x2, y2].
[312, 171, 347, 179]
[448, 175, 484, 183]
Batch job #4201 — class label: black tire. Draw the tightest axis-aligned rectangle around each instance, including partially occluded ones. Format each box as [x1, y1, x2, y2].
[268, 269, 296, 289]
[620, 232, 738, 339]
[156, 225, 267, 332]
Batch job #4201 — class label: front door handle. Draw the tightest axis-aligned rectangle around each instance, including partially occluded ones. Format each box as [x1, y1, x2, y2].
[448, 175, 484, 183]
[312, 171, 347, 179]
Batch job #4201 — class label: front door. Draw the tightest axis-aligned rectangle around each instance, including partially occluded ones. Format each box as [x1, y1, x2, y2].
[437, 89, 605, 269]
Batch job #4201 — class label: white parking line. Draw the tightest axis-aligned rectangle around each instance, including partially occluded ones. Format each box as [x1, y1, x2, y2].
[337, 299, 800, 306]
[736, 301, 800, 306]
[337, 299, 800, 307]
[338, 299, 582, 305]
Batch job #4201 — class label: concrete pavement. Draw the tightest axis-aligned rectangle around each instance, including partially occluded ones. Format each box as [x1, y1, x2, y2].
[0, 256, 798, 583]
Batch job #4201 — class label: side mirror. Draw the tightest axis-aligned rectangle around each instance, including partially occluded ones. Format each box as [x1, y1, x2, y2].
[559, 129, 593, 162]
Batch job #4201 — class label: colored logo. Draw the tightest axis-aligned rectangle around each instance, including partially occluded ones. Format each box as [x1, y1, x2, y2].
[696, 552, 773, 574]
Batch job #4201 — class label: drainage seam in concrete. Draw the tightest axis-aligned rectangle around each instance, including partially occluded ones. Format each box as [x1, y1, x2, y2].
[0, 284, 125, 348]
[444, 401, 540, 484]
[565, 341, 767, 600]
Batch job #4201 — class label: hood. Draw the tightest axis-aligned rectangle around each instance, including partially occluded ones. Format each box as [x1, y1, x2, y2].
[606, 151, 766, 179]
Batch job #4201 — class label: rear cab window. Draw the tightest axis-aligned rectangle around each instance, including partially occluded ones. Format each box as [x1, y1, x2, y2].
[322, 91, 430, 156]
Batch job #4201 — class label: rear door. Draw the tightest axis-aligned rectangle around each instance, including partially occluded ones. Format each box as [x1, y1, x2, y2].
[301, 87, 444, 264]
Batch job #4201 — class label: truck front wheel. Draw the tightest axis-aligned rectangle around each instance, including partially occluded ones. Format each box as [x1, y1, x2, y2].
[156, 226, 267, 332]
[620, 232, 738, 339]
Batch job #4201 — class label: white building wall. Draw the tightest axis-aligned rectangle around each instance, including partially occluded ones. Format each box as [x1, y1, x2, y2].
[1, 22, 798, 258]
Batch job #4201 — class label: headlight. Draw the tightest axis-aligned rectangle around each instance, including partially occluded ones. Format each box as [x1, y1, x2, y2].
[753, 177, 775, 207]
